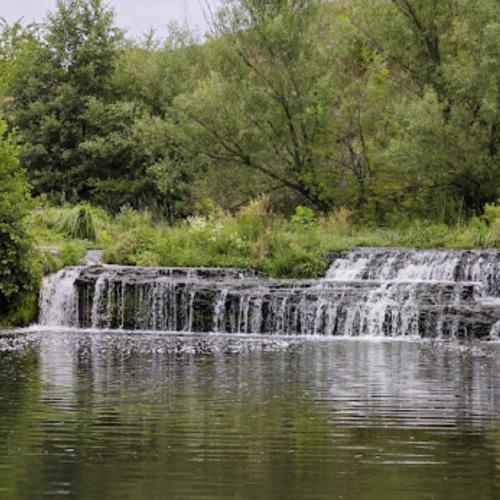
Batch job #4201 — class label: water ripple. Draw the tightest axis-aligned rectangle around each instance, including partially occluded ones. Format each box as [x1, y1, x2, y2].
[0, 330, 498, 500]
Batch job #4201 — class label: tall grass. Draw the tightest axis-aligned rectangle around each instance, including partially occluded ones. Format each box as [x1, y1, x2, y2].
[33, 201, 500, 279]
[54, 204, 97, 241]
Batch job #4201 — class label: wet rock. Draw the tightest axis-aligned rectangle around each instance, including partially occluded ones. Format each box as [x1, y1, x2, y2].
[39, 249, 500, 339]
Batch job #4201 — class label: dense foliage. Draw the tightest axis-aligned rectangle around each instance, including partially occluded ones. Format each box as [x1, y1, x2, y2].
[31, 200, 500, 280]
[1, 0, 498, 222]
[0, 0, 499, 324]
[0, 119, 37, 324]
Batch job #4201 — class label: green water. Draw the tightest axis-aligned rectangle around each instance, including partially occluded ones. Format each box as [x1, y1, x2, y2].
[0, 330, 499, 500]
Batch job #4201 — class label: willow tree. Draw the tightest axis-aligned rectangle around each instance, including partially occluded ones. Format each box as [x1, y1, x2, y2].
[173, 0, 344, 212]
[346, 0, 500, 219]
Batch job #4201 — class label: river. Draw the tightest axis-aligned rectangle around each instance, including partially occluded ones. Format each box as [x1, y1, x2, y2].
[0, 329, 498, 500]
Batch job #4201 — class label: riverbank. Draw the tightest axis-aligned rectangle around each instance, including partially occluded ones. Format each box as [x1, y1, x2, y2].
[33, 201, 500, 278]
[6, 200, 500, 329]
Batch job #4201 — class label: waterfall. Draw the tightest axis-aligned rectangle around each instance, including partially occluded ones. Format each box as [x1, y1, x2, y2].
[326, 248, 500, 296]
[322, 248, 500, 337]
[37, 251, 500, 338]
[39, 267, 81, 327]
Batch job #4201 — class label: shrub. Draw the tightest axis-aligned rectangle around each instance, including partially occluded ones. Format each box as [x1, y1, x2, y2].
[320, 208, 352, 236]
[115, 207, 155, 231]
[265, 245, 325, 278]
[291, 206, 316, 227]
[236, 196, 271, 241]
[60, 241, 87, 266]
[136, 251, 161, 267]
[401, 221, 449, 248]
[31, 198, 500, 283]
[38, 251, 63, 275]
[484, 203, 500, 241]
[0, 119, 37, 325]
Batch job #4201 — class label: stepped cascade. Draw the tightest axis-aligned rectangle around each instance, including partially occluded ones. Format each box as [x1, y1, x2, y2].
[38, 249, 500, 338]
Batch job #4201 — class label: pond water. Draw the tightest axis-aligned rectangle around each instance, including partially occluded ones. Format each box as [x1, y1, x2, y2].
[0, 329, 499, 500]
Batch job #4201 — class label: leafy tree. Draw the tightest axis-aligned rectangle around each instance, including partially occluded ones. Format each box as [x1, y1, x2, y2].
[3, 6, 202, 217]
[1, 0, 498, 224]
[79, 99, 195, 219]
[173, 0, 342, 212]
[3, 0, 122, 200]
[114, 24, 203, 116]
[0, 18, 37, 109]
[99, 26, 206, 218]
[347, 0, 500, 218]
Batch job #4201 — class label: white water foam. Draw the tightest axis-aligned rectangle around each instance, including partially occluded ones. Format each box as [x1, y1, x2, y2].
[37, 250, 500, 338]
[39, 267, 81, 327]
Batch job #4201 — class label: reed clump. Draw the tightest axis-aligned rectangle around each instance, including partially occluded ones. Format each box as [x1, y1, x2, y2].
[55, 204, 97, 241]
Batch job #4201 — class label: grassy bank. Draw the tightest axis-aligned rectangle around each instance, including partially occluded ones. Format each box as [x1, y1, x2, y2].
[32, 199, 500, 280]
[6, 198, 499, 328]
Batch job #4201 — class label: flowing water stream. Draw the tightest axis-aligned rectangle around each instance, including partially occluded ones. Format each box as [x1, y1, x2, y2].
[38, 248, 500, 338]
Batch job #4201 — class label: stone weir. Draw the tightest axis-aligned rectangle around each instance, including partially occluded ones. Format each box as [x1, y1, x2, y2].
[38, 249, 500, 339]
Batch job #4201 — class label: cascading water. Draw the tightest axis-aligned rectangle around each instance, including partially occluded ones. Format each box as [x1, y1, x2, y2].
[319, 248, 500, 338]
[39, 267, 81, 327]
[326, 248, 500, 295]
[37, 250, 500, 338]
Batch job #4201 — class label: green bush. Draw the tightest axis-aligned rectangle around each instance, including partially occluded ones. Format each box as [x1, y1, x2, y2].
[38, 251, 63, 275]
[484, 203, 500, 242]
[0, 119, 38, 325]
[265, 246, 325, 278]
[291, 206, 316, 227]
[236, 197, 271, 241]
[60, 241, 88, 266]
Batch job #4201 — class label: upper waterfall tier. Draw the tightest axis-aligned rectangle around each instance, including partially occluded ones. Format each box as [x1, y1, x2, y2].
[38, 249, 500, 338]
[326, 248, 500, 296]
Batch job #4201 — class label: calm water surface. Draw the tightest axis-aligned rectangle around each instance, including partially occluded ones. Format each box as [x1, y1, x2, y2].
[0, 329, 499, 500]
